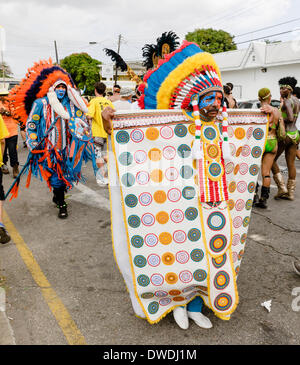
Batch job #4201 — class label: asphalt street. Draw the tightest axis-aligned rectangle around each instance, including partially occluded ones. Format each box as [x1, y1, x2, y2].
[0, 136, 299, 346]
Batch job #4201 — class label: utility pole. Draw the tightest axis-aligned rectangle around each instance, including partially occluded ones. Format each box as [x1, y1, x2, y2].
[54, 40, 59, 64]
[114, 34, 121, 85]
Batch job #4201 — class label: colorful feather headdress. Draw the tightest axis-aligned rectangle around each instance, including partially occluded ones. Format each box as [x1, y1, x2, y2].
[8, 59, 87, 127]
[138, 40, 223, 110]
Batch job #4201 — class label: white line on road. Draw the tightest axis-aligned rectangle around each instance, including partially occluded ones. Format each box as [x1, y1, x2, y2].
[72, 182, 110, 210]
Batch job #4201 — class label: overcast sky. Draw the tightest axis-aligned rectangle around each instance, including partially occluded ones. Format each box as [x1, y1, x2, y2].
[1, 0, 300, 78]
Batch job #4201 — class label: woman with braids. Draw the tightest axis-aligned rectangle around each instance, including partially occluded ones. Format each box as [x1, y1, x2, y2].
[271, 77, 300, 201]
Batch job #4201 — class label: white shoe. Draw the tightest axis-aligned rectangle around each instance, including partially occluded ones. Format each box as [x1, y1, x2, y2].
[173, 306, 189, 329]
[187, 311, 213, 329]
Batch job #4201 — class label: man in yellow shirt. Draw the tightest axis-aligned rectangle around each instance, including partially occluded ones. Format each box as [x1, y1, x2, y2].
[0, 114, 11, 244]
[87, 82, 115, 185]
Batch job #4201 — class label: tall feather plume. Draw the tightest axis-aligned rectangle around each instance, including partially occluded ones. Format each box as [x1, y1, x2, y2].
[103, 48, 128, 72]
[142, 44, 157, 70]
[156, 31, 180, 57]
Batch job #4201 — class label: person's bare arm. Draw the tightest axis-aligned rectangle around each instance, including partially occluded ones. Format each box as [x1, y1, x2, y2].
[282, 98, 294, 122]
[101, 106, 115, 135]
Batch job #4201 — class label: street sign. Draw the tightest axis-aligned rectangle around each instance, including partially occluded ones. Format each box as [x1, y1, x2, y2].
[101, 64, 114, 79]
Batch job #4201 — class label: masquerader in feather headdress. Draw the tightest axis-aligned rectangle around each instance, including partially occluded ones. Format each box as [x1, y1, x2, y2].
[7, 59, 96, 218]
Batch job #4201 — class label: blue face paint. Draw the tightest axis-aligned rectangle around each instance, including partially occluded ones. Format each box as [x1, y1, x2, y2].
[55, 89, 66, 100]
[199, 92, 217, 109]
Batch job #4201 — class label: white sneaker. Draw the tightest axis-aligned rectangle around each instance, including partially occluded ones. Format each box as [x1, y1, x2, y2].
[173, 306, 189, 329]
[187, 311, 213, 329]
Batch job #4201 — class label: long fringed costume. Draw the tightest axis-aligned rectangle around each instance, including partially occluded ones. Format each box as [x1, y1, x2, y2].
[7, 59, 96, 200]
[108, 40, 268, 324]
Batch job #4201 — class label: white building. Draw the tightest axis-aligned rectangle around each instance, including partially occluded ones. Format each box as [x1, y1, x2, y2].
[214, 40, 300, 101]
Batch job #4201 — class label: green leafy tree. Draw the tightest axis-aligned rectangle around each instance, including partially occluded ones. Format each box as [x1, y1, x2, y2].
[60, 53, 101, 95]
[0, 61, 13, 78]
[185, 28, 237, 54]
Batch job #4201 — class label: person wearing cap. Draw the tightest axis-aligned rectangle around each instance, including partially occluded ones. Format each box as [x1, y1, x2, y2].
[254, 88, 284, 208]
[113, 87, 134, 111]
[0, 89, 19, 178]
[271, 77, 300, 201]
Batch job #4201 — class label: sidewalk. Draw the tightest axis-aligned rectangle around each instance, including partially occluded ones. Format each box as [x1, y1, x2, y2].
[0, 288, 15, 345]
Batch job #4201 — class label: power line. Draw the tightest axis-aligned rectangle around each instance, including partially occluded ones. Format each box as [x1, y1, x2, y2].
[234, 17, 300, 38]
[235, 28, 300, 45]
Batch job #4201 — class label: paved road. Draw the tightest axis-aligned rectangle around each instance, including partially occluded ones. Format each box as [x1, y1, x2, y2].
[0, 138, 299, 345]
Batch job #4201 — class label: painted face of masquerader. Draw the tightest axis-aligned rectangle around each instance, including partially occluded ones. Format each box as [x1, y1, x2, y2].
[55, 83, 67, 100]
[280, 86, 291, 99]
[198, 91, 223, 121]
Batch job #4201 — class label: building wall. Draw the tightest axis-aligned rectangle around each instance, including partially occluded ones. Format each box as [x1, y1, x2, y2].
[221, 63, 300, 101]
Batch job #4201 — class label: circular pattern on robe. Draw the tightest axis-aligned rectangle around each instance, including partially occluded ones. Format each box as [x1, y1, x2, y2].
[173, 296, 185, 302]
[228, 181, 236, 193]
[145, 233, 158, 247]
[165, 272, 178, 284]
[134, 150, 147, 164]
[233, 216, 243, 228]
[203, 126, 217, 141]
[165, 167, 179, 181]
[121, 173, 135, 187]
[179, 270, 193, 283]
[148, 148, 162, 161]
[248, 181, 256, 193]
[156, 211, 169, 224]
[159, 232, 172, 245]
[116, 130, 129, 144]
[243, 216, 250, 227]
[208, 162, 223, 180]
[163, 146, 176, 160]
[183, 207, 197, 221]
[253, 128, 264, 140]
[232, 252, 238, 263]
[234, 127, 246, 140]
[206, 144, 220, 160]
[234, 164, 240, 175]
[141, 213, 155, 226]
[167, 188, 181, 202]
[182, 285, 196, 293]
[174, 124, 187, 137]
[212, 254, 227, 269]
[151, 273, 164, 286]
[130, 128, 144, 143]
[188, 228, 201, 242]
[131, 235, 144, 248]
[162, 252, 175, 266]
[177, 144, 191, 158]
[28, 122, 37, 129]
[237, 181, 247, 193]
[137, 274, 150, 287]
[170, 209, 184, 223]
[225, 162, 234, 174]
[239, 163, 249, 175]
[141, 292, 154, 299]
[148, 301, 159, 314]
[251, 146, 262, 158]
[173, 230, 187, 244]
[169, 290, 181, 296]
[249, 164, 259, 176]
[125, 194, 138, 208]
[214, 293, 233, 311]
[155, 290, 168, 298]
[160, 125, 174, 139]
[147, 254, 161, 267]
[227, 126, 234, 138]
[180, 165, 193, 179]
[246, 127, 253, 139]
[153, 190, 167, 204]
[159, 298, 172, 306]
[118, 151, 133, 166]
[227, 199, 235, 210]
[207, 212, 226, 231]
[241, 144, 251, 157]
[235, 266, 240, 275]
[241, 233, 247, 244]
[136, 171, 150, 185]
[193, 269, 207, 282]
[150, 169, 163, 182]
[146, 127, 159, 140]
[138, 192, 152, 206]
[214, 271, 230, 290]
[188, 124, 196, 135]
[190, 249, 204, 262]
[236, 146, 243, 157]
[134, 255, 147, 268]
[31, 141, 38, 147]
[209, 234, 227, 253]
[32, 114, 40, 121]
[232, 234, 240, 246]
[245, 199, 252, 210]
[176, 251, 190, 264]
[229, 143, 236, 156]
[128, 215, 141, 228]
[29, 133, 37, 140]
[182, 186, 196, 200]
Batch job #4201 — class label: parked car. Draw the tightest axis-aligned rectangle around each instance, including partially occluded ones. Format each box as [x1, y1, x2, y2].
[237, 99, 280, 109]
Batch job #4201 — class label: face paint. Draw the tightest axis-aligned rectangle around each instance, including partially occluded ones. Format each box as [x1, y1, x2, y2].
[198, 91, 223, 121]
[199, 92, 218, 109]
[55, 89, 66, 100]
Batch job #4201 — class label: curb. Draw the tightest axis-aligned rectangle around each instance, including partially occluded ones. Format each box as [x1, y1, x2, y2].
[0, 288, 16, 345]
